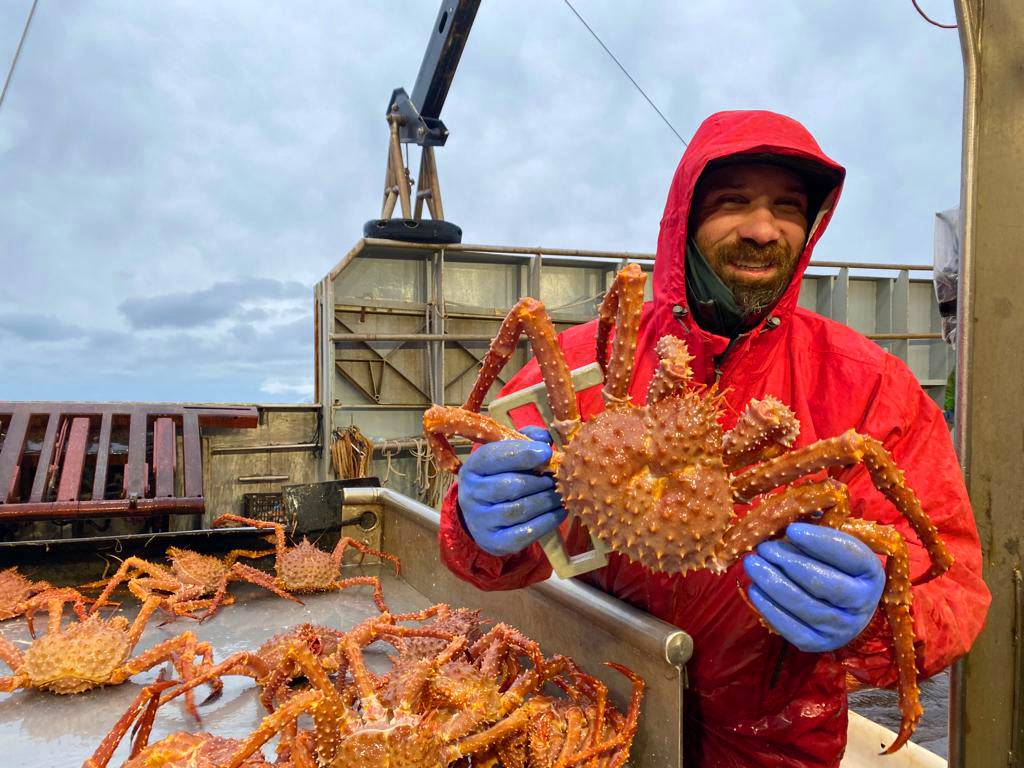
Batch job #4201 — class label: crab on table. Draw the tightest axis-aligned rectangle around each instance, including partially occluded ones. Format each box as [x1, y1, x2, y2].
[422, 263, 954, 753]
[210, 514, 402, 613]
[215, 610, 611, 768]
[483, 661, 644, 768]
[0, 592, 218, 719]
[0, 566, 93, 623]
[148, 622, 349, 714]
[84, 677, 313, 768]
[86, 543, 302, 622]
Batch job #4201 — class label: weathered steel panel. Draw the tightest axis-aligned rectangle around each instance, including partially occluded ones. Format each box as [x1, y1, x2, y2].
[0, 406, 30, 502]
[28, 413, 60, 503]
[91, 411, 112, 501]
[153, 417, 176, 498]
[56, 417, 90, 502]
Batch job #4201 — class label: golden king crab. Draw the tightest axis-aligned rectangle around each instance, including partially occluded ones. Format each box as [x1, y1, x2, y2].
[211, 514, 402, 613]
[209, 610, 600, 768]
[149, 622, 350, 714]
[0, 593, 218, 719]
[84, 677, 314, 768]
[0, 567, 94, 622]
[87, 543, 302, 622]
[423, 263, 954, 753]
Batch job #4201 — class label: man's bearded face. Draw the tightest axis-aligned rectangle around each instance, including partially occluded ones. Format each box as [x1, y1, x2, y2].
[691, 163, 810, 318]
[701, 237, 800, 316]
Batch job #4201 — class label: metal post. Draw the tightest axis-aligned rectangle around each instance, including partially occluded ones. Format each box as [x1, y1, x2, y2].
[950, 1, 1024, 765]
[318, 278, 335, 482]
[428, 248, 446, 405]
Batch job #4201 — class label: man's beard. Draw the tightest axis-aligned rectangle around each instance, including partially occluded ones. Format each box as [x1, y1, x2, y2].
[704, 239, 799, 318]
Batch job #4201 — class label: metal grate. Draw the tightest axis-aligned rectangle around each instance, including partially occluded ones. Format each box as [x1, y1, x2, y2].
[0, 402, 258, 522]
[243, 492, 292, 526]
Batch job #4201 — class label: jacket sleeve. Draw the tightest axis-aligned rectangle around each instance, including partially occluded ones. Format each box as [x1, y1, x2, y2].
[437, 481, 554, 591]
[837, 356, 990, 687]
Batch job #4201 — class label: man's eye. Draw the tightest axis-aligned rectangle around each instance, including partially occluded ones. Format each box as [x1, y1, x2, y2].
[776, 198, 807, 211]
[715, 194, 747, 206]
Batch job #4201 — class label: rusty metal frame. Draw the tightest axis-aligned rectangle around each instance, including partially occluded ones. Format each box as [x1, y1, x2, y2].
[0, 402, 257, 521]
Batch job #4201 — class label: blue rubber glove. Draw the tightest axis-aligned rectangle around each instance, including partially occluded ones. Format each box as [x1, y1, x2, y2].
[458, 426, 566, 557]
[743, 522, 885, 653]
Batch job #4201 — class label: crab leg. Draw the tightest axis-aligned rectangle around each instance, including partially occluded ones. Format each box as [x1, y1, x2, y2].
[463, 297, 581, 441]
[830, 517, 920, 754]
[24, 588, 88, 637]
[443, 654, 574, 744]
[88, 557, 176, 614]
[715, 480, 847, 569]
[445, 699, 549, 762]
[156, 650, 268, 708]
[82, 678, 176, 768]
[0, 636, 24, 674]
[197, 561, 303, 622]
[224, 688, 321, 768]
[211, 515, 288, 569]
[422, 405, 531, 473]
[596, 264, 647, 409]
[557, 663, 645, 768]
[730, 429, 953, 579]
[223, 548, 274, 566]
[330, 536, 401, 576]
[110, 628, 218, 720]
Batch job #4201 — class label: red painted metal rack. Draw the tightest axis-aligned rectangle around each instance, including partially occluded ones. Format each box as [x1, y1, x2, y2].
[0, 402, 258, 522]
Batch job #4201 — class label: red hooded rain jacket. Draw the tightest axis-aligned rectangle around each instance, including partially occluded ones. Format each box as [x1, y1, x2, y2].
[438, 110, 990, 767]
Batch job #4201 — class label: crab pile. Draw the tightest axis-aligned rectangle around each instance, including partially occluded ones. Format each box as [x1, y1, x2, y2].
[0, 526, 644, 767]
[423, 263, 954, 753]
[81, 605, 644, 768]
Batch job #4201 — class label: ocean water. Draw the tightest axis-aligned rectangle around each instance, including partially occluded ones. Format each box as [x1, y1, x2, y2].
[848, 670, 950, 758]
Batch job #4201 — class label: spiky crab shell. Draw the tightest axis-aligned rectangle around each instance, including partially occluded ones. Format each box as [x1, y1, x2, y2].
[21, 616, 131, 694]
[557, 390, 734, 574]
[278, 540, 337, 592]
[257, 624, 341, 674]
[123, 733, 274, 768]
[166, 548, 229, 590]
[329, 719, 444, 768]
[0, 568, 39, 619]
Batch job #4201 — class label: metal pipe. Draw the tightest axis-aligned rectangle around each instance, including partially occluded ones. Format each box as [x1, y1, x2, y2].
[210, 442, 318, 455]
[333, 403, 429, 410]
[866, 332, 943, 341]
[236, 475, 290, 483]
[0, 497, 205, 521]
[332, 332, 503, 342]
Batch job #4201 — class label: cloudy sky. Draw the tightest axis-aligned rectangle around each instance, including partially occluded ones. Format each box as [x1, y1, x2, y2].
[0, 1, 964, 403]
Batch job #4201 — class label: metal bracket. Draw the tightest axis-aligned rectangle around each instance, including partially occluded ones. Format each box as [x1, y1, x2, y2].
[487, 362, 611, 579]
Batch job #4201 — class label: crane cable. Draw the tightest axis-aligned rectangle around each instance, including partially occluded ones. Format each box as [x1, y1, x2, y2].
[910, 0, 957, 29]
[561, 0, 688, 147]
[0, 0, 38, 113]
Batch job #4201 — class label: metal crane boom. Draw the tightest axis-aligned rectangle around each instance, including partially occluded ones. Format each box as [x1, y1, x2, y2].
[368, 0, 481, 243]
[392, 0, 481, 146]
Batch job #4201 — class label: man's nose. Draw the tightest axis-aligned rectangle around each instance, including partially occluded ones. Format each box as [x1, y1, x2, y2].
[735, 206, 782, 246]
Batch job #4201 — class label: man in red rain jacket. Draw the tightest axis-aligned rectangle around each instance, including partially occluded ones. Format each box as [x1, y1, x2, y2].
[438, 110, 990, 767]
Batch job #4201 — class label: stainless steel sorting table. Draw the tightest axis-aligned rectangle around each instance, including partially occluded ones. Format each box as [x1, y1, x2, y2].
[0, 487, 691, 767]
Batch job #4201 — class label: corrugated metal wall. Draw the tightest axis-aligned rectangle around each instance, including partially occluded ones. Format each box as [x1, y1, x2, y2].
[317, 239, 950, 503]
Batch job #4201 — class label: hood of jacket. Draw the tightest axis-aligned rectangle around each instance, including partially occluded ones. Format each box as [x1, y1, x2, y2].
[652, 110, 845, 339]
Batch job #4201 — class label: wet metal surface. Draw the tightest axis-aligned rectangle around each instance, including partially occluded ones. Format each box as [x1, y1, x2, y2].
[849, 672, 950, 758]
[0, 569, 420, 767]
